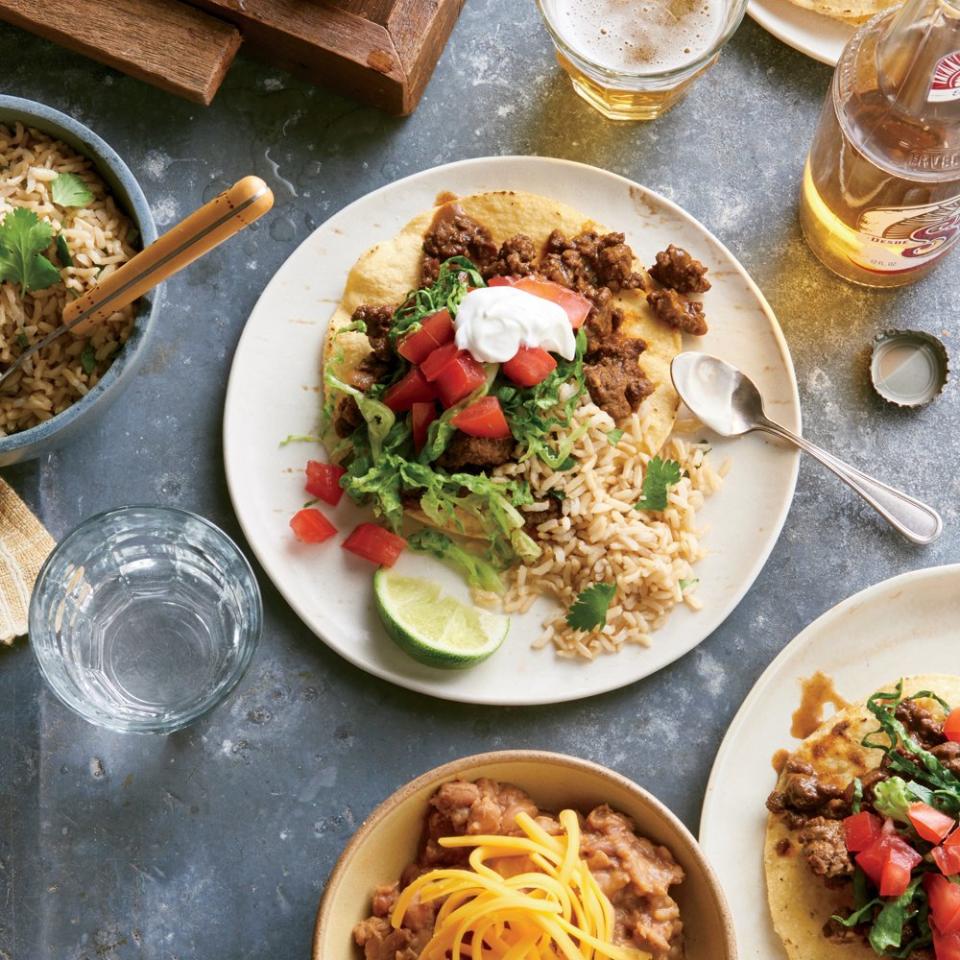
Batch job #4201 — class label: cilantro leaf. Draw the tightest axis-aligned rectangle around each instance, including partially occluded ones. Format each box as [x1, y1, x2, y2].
[55, 233, 72, 267]
[15, 333, 28, 350]
[679, 577, 699, 592]
[635, 456, 682, 512]
[51, 173, 94, 208]
[80, 344, 96, 375]
[0, 208, 61, 293]
[607, 428, 624, 446]
[566, 582, 616, 632]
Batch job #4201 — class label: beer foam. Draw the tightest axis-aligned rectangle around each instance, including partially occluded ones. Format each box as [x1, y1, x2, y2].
[550, 0, 723, 73]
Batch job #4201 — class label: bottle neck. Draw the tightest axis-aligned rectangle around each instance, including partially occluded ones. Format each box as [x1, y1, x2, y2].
[876, 0, 960, 112]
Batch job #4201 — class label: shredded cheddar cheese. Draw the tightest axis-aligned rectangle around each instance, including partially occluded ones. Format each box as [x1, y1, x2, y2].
[390, 809, 651, 960]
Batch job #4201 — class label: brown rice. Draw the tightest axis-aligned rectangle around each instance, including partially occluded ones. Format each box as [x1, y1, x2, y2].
[0, 123, 138, 436]
[475, 400, 726, 660]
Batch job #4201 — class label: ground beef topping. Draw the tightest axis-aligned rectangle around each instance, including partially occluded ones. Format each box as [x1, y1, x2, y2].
[648, 244, 711, 294]
[539, 229, 645, 302]
[435, 433, 516, 473]
[798, 817, 854, 879]
[421, 206, 498, 285]
[646, 288, 708, 337]
[354, 304, 395, 362]
[482, 234, 538, 279]
[345, 303, 398, 391]
[896, 699, 946, 749]
[766, 759, 849, 826]
[931, 741, 960, 775]
[334, 395, 364, 438]
[583, 335, 653, 422]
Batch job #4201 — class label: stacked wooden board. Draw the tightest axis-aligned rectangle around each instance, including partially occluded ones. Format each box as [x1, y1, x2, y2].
[0, 0, 465, 114]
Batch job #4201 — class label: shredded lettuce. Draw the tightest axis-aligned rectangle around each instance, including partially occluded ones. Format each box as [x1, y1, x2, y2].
[420, 364, 498, 464]
[391, 256, 484, 344]
[324, 371, 395, 460]
[870, 876, 925, 953]
[496, 328, 588, 469]
[873, 778, 914, 823]
[407, 529, 504, 593]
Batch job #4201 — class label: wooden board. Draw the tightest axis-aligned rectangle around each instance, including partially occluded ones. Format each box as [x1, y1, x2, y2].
[0, 0, 242, 105]
[182, 0, 466, 114]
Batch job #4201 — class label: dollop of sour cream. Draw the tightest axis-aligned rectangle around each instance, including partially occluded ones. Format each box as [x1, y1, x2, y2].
[453, 286, 575, 363]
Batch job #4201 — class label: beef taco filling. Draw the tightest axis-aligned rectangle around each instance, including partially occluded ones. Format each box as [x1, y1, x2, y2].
[319, 190, 718, 657]
[765, 679, 960, 960]
[323, 199, 709, 584]
[353, 778, 686, 960]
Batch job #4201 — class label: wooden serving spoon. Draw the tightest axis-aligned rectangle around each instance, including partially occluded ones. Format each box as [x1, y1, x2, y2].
[0, 175, 274, 386]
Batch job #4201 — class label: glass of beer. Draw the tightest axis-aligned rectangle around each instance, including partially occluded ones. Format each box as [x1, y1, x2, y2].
[536, 0, 749, 120]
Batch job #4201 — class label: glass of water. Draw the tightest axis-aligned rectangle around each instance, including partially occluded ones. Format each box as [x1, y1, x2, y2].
[30, 506, 262, 734]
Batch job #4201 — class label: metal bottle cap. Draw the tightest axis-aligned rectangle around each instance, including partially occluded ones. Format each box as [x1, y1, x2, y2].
[870, 330, 950, 409]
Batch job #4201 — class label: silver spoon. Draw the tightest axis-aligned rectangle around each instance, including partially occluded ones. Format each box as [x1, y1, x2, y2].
[671, 352, 943, 546]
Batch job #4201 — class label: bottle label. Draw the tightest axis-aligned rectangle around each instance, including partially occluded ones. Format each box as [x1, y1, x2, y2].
[929, 51, 960, 103]
[852, 195, 960, 273]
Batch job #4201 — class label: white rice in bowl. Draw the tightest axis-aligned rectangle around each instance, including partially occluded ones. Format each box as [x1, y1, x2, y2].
[476, 400, 727, 660]
[0, 123, 138, 436]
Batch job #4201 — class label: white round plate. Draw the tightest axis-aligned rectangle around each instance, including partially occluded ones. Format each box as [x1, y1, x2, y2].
[700, 564, 960, 959]
[749, 0, 853, 66]
[223, 156, 800, 705]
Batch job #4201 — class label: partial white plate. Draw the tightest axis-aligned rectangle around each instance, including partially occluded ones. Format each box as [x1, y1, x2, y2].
[700, 564, 960, 959]
[223, 155, 800, 705]
[749, 0, 853, 66]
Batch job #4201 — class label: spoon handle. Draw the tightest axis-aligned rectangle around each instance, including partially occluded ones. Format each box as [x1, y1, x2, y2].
[63, 176, 274, 336]
[755, 417, 942, 545]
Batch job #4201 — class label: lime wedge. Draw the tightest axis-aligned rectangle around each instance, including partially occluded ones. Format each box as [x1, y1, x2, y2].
[373, 569, 509, 669]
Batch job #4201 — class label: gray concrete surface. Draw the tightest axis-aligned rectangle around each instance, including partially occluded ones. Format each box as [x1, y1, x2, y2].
[1, 5, 958, 959]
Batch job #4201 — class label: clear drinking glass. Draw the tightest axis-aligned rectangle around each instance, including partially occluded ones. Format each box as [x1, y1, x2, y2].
[30, 506, 262, 734]
[536, 0, 749, 120]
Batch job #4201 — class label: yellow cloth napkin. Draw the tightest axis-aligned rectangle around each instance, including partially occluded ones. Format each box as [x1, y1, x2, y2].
[0, 479, 55, 643]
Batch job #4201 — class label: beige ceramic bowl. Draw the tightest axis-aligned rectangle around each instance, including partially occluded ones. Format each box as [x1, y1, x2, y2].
[314, 750, 737, 960]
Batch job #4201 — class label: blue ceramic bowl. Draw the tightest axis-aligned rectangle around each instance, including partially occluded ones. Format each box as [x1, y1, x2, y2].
[0, 96, 158, 465]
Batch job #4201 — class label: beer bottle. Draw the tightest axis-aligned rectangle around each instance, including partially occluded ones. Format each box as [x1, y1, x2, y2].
[799, 0, 960, 287]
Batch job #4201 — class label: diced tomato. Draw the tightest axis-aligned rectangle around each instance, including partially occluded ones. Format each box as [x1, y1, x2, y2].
[514, 278, 592, 329]
[435, 353, 487, 407]
[880, 858, 913, 898]
[856, 833, 922, 890]
[933, 927, 960, 960]
[934, 842, 960, 876]
[383, 367, 436, 413]
[397, 309, 454, 364]
[305, 461, 346, 506]
[411, 401, 438, 453]
[946, 708, 960, 743]
[451, 397, 512, 439]
[928, 875, 960, 936]
[910, 802, 956, 844]
[290, 508, 336, 544]
[341, 523, 407, 567]
[502, 346, 557, 387]
[421, 342, 461, 382]
[844, 811, 883, 853]
[487, 275, 592, 329]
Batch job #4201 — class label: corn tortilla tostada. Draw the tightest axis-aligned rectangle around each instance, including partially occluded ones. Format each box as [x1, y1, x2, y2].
[321, 190, 695, 541]
[765, 674, 960, 960]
